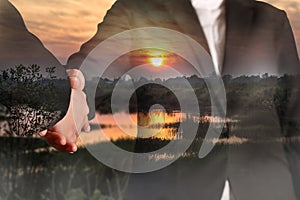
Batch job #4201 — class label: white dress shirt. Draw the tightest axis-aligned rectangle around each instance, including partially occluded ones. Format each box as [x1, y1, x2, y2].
[190, 0, 230, 199]
[191, 0, 226, 76]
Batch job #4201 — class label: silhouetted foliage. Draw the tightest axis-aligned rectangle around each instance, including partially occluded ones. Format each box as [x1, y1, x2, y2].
[0, 64, 70, 136]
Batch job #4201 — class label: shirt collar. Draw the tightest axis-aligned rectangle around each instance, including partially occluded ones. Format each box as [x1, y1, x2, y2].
[190, 0, 225, 10]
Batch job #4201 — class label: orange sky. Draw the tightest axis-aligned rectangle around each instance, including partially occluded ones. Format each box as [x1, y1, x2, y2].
[9, 0, 116, 64]
[9, 0, 300, 64]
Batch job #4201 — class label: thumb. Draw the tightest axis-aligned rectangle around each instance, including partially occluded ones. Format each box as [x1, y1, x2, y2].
[66, 69, 85, 90]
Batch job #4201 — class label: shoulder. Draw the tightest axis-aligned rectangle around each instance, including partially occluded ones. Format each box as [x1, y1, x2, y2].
[110, 0, 169, 12]
[232, 0, 286, 15]
[253, 0, 286, 17]
[249, 0, 287, 26]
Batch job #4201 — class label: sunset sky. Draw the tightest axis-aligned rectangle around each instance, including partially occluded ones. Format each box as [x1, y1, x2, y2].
[9, 0, 300, 64]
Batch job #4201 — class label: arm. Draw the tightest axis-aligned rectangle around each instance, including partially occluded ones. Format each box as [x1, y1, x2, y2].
[277, 11, 300, 199]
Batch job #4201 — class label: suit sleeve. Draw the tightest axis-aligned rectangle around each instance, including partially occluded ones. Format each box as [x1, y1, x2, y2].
[278, 11, 300, 199]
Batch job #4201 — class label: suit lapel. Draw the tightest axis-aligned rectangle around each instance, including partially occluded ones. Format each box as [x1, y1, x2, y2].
[162, 0, 255, 75]
[163, 0, 210, 53]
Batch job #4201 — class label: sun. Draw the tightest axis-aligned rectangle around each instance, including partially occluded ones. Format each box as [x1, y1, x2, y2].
[147, 49, 166, 68]
[150, 57, 163, 67]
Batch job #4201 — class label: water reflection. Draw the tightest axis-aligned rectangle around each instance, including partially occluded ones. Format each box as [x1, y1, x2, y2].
[78, 110, 238, 145]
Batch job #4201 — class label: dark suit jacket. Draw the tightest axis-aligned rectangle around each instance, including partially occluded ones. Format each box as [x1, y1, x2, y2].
[67, 0, 300, 199]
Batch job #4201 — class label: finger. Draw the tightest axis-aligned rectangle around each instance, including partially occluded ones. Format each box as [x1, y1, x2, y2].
[66, 69, 85, 90]
[57, 142, 77, 153]
[67, 143, 78, 153]
[69, 76, 79, 89]
[50, 143, 77, 153]
[43, 131, 67, 146]
[82, 116, 91, 132]
[39, 130, 47, 137]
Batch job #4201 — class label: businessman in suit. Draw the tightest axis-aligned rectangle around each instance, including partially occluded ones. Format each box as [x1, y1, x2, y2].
[61, 0, 300, 199]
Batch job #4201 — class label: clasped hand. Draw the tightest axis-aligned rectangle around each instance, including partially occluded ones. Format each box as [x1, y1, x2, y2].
[39, 69, 90, 153]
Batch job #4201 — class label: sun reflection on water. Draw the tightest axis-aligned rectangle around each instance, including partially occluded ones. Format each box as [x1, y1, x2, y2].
[78, 111, 238, 146]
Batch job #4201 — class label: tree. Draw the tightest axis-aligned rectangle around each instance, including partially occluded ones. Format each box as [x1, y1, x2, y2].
[0, 64, 69, 136]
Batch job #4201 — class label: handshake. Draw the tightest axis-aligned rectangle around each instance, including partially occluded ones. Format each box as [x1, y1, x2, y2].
[39, 69, 90, 153]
